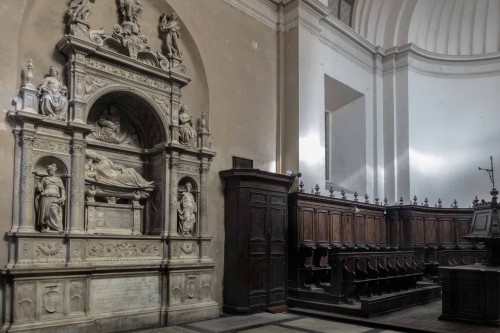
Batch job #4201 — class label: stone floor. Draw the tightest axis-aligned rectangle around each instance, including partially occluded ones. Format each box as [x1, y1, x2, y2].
[129, 300, 499, 333]
[129, 312, 400, 333]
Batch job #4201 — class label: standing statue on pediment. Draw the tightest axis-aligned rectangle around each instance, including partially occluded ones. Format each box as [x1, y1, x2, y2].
[178, 182, 197, 235]
[35, 164, 65, 232]
[95, 106, 121, 144]
[68, 0, 95, 22]
[160, 12, 182, 59]
[119, 0, 143, 24]
[179, 105, 197, 148]
[38, 66, 68, 120]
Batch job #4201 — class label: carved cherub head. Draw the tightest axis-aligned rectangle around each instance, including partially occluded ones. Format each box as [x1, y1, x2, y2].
[49, 66, 59, 77]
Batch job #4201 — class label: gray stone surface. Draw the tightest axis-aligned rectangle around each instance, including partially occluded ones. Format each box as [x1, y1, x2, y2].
[239, 325, 304, 333]
[281, 317, 372, 333]
[187, 313, 297, 332]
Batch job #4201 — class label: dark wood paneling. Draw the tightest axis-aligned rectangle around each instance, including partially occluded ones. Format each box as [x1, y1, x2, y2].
[221, 169, 293, 313]
[250, 205, 267, 242]
[366, 216, 375, 245]
[316, 210, 329, 245]
[342, 214, 354, 244]
[301, 208, 315, 244]
[330, 213, 342, 245]
[425, 218, 437, 245]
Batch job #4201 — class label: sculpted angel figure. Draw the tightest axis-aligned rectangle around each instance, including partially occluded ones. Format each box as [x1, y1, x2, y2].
[160, 12, 182, 58]
[178, 182, 197, 235]
[38, 66, 68, 120]
[68, 0, 95, 22]
[119, 0, 143, 23]
[85, 149, 154, 189]
[35, 164, 65, 232]
[179, 105, 197, 147]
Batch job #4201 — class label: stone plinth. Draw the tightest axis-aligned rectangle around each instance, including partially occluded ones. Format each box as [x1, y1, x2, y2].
[440, 264, 500, 326]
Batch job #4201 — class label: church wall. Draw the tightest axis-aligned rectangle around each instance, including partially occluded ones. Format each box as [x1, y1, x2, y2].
[0, 0, 279, 318]
[168, 0, 279, 309]
[408, 70, 500, 206]
[293, 17, 380, 198]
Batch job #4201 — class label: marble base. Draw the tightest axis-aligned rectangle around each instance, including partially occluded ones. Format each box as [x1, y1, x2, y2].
[440, 264, 500, 326]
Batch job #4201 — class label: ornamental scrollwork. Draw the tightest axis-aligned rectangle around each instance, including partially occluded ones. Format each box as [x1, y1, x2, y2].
[87, 242, 161, 258]
[35, 242, 64, 257]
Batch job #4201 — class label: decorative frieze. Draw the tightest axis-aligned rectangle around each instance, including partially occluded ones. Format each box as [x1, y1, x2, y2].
[87, 241, 162, 259]
[35, 242, 64, 258]
[86, 58, 171, 91]
[33, 140, 71, 154]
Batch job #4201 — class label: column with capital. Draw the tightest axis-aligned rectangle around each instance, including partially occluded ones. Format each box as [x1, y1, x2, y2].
[69, 137, 86, 233]
[199, 159, 209, 236]
[17, 134, 36, 232]
[169, 152, 179, 235]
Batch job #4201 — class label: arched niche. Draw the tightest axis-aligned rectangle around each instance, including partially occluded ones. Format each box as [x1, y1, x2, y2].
[83, 91, 169, 236]
[86, 91, 167, 149]
[33, 156, 69, 233]
[177, 176, 199, 236]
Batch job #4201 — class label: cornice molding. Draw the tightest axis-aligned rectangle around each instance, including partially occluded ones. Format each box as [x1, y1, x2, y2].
[226, 0, 500, 78]
[224, 0, 280, 31]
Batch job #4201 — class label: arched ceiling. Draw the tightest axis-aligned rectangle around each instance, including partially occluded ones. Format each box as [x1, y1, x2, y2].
[352, 0, 500, 56]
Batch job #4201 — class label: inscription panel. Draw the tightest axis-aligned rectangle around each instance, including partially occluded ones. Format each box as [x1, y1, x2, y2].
[90, 276, 160, 312]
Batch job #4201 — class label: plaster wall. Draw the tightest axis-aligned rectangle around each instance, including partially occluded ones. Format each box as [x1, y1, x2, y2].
[408, 70, 500, 207]
[0, 0, 279, 313]
[292, 16, 380, 198]
[328, 96, 367, 193]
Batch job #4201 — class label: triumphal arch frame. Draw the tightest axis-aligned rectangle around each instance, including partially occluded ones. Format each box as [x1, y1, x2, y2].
[2, 1, 217, 332]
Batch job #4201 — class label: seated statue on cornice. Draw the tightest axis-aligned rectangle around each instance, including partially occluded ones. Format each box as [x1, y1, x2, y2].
[179, 105, 197, 148]
[85, 149, 154, 190]
[38, 66, 68, 120]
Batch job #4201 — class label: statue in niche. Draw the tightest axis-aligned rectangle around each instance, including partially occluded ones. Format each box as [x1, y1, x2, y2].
[119, 0, 143, 24]
[179, 105, 197, 147]
[68, 0, 95, 22]
[38, 66, 68, 120]
[95, 106, 121, 144]
[35, 164, 65, 232]
[85, 149, 154, 189]
[178, 182, 197, 235]
[160, 12, 182, 59]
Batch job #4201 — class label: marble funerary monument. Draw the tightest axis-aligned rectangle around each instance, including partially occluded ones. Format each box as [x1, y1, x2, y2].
[2, 1, 217, 332]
